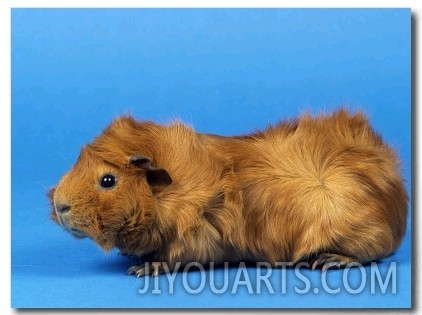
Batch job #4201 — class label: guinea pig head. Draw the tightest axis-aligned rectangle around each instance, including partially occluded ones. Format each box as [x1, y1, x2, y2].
[49, 143, 172, 253]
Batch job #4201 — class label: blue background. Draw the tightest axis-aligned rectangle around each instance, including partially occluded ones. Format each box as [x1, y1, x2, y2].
[11, 8, 411, 308]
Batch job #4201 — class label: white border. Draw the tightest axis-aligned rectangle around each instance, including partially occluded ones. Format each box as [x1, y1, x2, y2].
[2, 2, 11, 315]
[4, 0, 420, 8]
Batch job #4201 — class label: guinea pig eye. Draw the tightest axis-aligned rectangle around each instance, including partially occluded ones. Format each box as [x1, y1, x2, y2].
[99, 173, 117, 189]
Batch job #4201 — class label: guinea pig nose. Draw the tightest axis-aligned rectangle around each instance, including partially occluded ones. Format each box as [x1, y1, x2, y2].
[55, 203, 71, 214]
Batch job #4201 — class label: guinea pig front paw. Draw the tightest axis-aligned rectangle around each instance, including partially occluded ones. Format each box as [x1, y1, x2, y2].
[127, 262, 164, 278]
[310, 253, 355, 272]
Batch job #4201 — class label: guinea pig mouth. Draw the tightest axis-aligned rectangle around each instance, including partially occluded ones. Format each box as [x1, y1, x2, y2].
[65, 227, 89, 239]
[55, 215, 89, 239]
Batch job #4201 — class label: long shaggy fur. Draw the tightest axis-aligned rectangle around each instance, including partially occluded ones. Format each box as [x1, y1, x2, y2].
[50, 109, 408, 275]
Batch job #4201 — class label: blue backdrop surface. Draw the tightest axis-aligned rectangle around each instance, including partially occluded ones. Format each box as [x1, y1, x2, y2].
[11, 8, 411, 308]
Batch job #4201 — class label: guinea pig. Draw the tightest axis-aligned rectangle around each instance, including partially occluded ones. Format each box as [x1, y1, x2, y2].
[49, 109, 408, 277]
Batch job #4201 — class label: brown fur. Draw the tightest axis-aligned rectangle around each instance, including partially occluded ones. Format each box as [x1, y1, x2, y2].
[50, 109, 408, 275]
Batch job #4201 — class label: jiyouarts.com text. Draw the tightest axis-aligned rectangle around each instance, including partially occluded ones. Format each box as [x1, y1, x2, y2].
[137, 261, 397, 295]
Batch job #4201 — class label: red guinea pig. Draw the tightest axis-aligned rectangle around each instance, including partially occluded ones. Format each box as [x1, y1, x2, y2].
[49, 109, 407, 276]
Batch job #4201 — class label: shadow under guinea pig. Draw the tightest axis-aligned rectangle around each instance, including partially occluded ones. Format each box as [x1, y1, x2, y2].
[87, 253, 136, 275]
[13, 237, 133, 278]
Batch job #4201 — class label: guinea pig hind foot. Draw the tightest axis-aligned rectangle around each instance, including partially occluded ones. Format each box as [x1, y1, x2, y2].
[310, 253, 357, 272]
[127, 262, 164, 278]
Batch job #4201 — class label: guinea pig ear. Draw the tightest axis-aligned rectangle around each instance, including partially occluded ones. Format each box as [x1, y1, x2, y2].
[129, 155, 152, 169]
[145, 168, 172, 187]
[129, 156, 172, 187]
